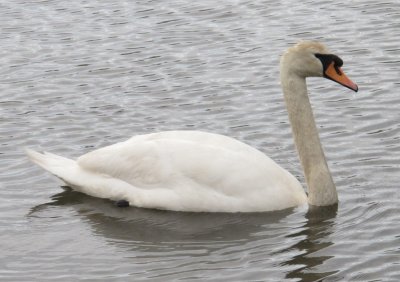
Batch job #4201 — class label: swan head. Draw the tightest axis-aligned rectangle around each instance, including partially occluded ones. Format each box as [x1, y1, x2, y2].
[280, 41, 358, 92]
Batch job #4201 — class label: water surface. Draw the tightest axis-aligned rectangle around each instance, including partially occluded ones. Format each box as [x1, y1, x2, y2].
[1, 0, 400, 281]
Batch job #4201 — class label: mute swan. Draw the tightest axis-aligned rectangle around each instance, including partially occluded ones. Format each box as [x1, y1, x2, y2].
[26, 41, 358, 212]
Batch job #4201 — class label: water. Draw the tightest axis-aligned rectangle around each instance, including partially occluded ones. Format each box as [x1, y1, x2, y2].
[1, 0, 400, 281]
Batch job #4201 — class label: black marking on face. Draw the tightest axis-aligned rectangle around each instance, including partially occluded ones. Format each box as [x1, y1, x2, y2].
[315, 53, 343, 76]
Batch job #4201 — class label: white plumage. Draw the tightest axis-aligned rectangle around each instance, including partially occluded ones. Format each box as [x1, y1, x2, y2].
[26, 131, 306, 212]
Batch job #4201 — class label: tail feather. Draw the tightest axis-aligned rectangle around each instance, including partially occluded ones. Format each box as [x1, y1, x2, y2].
[25, 148, 139, 202]
[25, 148, 78, 185]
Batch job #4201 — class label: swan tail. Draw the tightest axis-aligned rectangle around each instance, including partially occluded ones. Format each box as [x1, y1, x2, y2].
[25, 148, 136, 202]
[25, 148, 78, 185]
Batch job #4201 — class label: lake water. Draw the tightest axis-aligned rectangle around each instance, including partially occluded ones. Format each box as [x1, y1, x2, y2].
[1, 0, 399, 281]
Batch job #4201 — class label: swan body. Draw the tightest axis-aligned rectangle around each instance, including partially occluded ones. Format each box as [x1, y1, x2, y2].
[27, 41, 358, 212]
[26, 131, 306, 212]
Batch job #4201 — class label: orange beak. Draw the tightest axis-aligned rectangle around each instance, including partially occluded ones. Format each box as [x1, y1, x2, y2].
[325, 62, 358, 92]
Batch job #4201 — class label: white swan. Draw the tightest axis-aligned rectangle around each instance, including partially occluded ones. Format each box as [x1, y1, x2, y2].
[26, 41, 358, 212]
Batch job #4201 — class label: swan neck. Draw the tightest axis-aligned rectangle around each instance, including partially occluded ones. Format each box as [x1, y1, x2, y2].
[280, 72, 338, 206]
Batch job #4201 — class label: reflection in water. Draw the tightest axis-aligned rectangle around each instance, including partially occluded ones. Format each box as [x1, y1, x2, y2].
[30, 189, 338, 280]
[282, 205, 338, 281]
[29, 189, 293, 243]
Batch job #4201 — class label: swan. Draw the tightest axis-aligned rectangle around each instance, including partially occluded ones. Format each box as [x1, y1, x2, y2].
[26, 41, 358, 212]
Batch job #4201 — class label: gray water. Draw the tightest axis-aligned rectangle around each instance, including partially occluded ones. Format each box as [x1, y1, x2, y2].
[1, 0, 399, 281]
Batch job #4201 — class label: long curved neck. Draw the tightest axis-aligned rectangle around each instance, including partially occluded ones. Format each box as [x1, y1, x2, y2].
[280, 71, 338, 206]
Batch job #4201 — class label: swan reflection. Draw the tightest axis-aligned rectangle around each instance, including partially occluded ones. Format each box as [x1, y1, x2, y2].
[281, 205, 338, 280]
[30, 189, 293, 243]
[30, 189, 338, 280]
